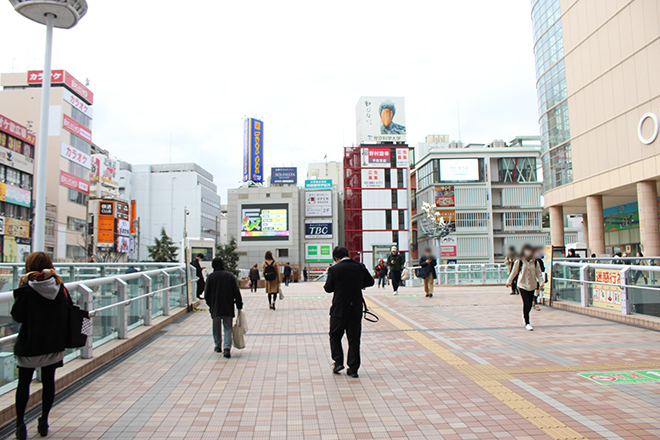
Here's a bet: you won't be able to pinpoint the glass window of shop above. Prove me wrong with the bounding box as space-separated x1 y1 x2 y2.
45 219 55 237
498 158 537 183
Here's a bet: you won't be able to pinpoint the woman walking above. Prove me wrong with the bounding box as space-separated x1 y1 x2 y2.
262 251 280 310
11 252 70 439
506 244 544 331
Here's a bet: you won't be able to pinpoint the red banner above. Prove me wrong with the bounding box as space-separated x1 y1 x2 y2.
63 114 92 143
27 70 94 105
0 114 36 145
60 170 90 194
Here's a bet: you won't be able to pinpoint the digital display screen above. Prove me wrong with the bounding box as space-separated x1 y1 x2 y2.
241 203 289 241
440 159 480 181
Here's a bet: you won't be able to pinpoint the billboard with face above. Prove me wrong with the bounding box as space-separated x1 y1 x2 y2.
356 97 406 143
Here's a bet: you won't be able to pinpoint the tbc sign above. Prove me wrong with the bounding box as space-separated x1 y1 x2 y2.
305 220 333 239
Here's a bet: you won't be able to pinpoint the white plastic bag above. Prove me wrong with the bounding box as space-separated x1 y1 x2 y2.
232 310 248 349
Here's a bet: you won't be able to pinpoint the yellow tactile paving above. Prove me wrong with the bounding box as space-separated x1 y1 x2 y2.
368 301 589 440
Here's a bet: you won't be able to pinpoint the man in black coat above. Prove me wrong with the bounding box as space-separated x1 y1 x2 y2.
323 246 374 378
205 257 243 358
419 247 437 298
192 253 206 299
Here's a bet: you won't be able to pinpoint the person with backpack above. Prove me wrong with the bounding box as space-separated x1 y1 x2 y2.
506 244 544 331
534 249 546 311
11 252 70 439
262 251 281 310
374 259 388 288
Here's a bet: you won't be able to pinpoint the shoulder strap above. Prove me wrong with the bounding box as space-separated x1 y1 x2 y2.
362 299 380 322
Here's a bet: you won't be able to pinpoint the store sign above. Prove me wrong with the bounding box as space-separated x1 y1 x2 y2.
63 114 92 142
435 185 455 207
4 217 30 238
396 148 409 168
62 88 93 118
305 220 333 239
98 202 115 247
116 219 130 236
440 245 457 258
305 179 332 190
93 154 118 188
61 141 91 169
361 169 385 188
305 243 333 262
59 170 90 194
305 191 332 217
271 167 297 184
116 201 129 220
593 268 622 311
116 236 130 253
90 157 100 183
362 147 390 166
130 200 137 234
28 70 94 105
0 146 34 174
638 112 659 144
0 182 31 208
242 118 264 182
0 114 35 145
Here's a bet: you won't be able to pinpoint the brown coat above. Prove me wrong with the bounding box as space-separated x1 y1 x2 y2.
262 259 280 293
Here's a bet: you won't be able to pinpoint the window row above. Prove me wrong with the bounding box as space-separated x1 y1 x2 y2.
0 132 34 158
201 197 221 209
0 165 32 190
0 201 30 221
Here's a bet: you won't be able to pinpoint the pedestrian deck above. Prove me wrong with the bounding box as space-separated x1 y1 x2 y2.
7 283 660 439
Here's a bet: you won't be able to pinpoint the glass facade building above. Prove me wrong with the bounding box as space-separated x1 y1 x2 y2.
531 0 572 191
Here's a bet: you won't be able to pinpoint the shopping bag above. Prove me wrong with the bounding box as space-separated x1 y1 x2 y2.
64 287 91 349
279 287 284 300
232 310 247 349
237 310 248 334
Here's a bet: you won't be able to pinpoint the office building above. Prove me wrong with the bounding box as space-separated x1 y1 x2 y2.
531 0 660 255
306 161 344 191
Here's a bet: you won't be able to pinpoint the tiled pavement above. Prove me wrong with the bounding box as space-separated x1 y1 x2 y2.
7 282 660 439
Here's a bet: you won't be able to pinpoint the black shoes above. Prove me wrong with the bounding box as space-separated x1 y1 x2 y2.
223 348 231 358
15 422 26 440
333 363 345 374
37 417 48 437
346 369 359 378
270 303 276 310
214 347 222 353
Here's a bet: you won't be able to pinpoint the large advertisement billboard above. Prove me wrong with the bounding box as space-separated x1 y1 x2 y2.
439 159 480 182
434 186 455 207
356 96 406 143
28 70 94 105
305 191 332 217
243 118 264 182
305 220 333 239
271 167 297 184
241 203 288 241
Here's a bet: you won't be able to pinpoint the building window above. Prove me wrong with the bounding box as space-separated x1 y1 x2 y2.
71 107 91 128
20 173 32 190
0 164 5 182
68 189 89 206
70 133 91 155
69 161 90 181
277 249 289 258
67 216 86 232
6 168 20 186
417 160 439 190
66 245 87 261
45 246 54 256
201 197 221 209
456 212 488 231
45 218 55 237
201 211 217 221
201 227 217 235
504 212 541 231
498 158 537 183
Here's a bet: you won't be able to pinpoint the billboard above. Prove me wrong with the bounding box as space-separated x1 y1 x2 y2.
356 96 406 143
0 114 36 145
63 114 92 143
61 141 91 169
305 179 332 190
130 200 137 234
361 147 391 167
116 236 130 253
93 154 118 188
271 167 297 184
305 243 333 262
27 70 94 105
241 203 288 241
59 171 90 195
440 159 480 181
0 183 31 208
593 269 622 311
0 145 34 174
434 186 455 207
305 191 332 217
361 169 385 188
396 148 409 168
243 118 264 182
98 201 115 247
305 220 333 239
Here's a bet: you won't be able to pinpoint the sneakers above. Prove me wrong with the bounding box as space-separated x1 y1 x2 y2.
393 291 398 295
525 324 534 331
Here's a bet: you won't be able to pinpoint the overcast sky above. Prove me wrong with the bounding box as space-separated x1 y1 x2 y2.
0 0 539 201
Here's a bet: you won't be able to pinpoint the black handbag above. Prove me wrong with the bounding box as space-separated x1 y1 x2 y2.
64 287 91 349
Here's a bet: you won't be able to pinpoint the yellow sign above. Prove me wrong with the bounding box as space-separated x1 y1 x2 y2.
592 268 622 311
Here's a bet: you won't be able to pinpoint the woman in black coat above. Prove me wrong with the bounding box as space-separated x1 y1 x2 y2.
11 252 69 439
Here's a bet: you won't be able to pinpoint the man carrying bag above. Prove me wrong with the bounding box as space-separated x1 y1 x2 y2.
324 246 374 378
205 257 243 358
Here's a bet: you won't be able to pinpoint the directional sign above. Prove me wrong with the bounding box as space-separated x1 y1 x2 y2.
579 370 660 385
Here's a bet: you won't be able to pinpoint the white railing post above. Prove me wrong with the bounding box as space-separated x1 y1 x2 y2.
142 274 152 326
162 270 170 316
178 267 187 307
621 267 631 315
580 265 589 307
78 284 94 359
455 267 459 285
115 278 128 339
482 264 486 285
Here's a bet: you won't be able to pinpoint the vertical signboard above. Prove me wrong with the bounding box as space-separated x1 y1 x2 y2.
305 191 332 217
98 201 115 248
130 200 137 234
361 169 385 188
242 118 264 182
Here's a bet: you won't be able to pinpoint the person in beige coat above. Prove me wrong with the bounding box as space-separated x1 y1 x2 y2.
262 251 281 310
506 244 544 331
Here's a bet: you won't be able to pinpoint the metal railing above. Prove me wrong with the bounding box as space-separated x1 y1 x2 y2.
437 263 508 285
0 263 194 395
552 260 660 319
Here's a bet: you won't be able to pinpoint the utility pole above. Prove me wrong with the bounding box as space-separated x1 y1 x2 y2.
183 207 191 311
215 215 219 246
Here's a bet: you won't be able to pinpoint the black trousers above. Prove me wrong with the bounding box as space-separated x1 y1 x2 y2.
283 274 290 286
511 277 518 294
391 271 402 291
16 364 57 426
520 288 535 325
196 279 205 298
250 280 258 292
329 313 362 372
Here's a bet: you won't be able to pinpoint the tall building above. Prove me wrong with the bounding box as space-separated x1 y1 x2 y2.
306 161 344 191
531 0 660 256
0 70 95 260
411 136 557 263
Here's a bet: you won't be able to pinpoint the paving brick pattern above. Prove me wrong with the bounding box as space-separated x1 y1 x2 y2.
7 283 660 439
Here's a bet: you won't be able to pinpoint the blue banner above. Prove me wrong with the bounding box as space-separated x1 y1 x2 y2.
271 167 297 184
243 118 264 182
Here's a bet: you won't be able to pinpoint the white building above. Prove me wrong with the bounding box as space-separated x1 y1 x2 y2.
306 161 343 191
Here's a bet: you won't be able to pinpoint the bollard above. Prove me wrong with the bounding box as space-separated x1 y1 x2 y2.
142 274 152 326
162 270 170 316
116 278 128 339
78 284 94 359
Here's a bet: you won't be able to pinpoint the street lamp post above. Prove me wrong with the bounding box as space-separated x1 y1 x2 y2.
9 0 88 252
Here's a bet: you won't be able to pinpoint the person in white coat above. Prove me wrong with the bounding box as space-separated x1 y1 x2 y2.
506 244 544 331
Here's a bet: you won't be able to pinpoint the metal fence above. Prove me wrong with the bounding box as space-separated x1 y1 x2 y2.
0 263 193 395
437 263 509 285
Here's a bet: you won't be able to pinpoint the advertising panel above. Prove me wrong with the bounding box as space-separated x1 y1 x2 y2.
305 179 332 190
130 200 136 234
440 159 480 181
0 146 34 174
593 268 622 311
116 201 129 220
305 220 333 239
60 171 90 194
305 243 333 262
93 154 118 188
62 114 92 143
271 167 297 184
90 156 100 183
241 203 288 241
542 245 553 300
601 201 660 232
98 201 115 247
434 185 455 207
0 216 4 235
62 88 93 118
28 70 94 105
356 96 406 143
305 191 332 217
0 183 31 208
361 169 385 188
361 147 390 167
116 219 130 236
3 236 17 262
4 218 30 238
440 245 457 258
116 236 130 253
0 114 36 145
242 118 264 182
396 148 409 168
61 141 91 169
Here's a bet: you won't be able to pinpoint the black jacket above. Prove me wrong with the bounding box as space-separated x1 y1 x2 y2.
419 255 437 279
324 259 374 317
249 267 260 281
11 283 69 357
283 265 292 276
205 269 243 318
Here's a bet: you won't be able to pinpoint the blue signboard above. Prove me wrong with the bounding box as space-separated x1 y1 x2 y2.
271 167 297 184
243 118 264 182
305 220 333 239
305 179 333 190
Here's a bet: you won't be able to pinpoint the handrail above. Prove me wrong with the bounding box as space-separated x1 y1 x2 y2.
0 262 183 267
88 282 186 316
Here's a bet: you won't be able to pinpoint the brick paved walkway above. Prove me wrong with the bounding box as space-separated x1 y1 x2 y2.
8 282 660 439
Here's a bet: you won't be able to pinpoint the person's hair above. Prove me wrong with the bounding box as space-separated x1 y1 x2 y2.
286 262 290 265
196 253 205 259
615 252 622 257
265 251 273 260
20 252 63 286
424 247 432 253
521 244 534 257
253 263 258 268
211 257 225 270
637 251 644 257
508 246 516 252
591 253 596 258
332 246 349 260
